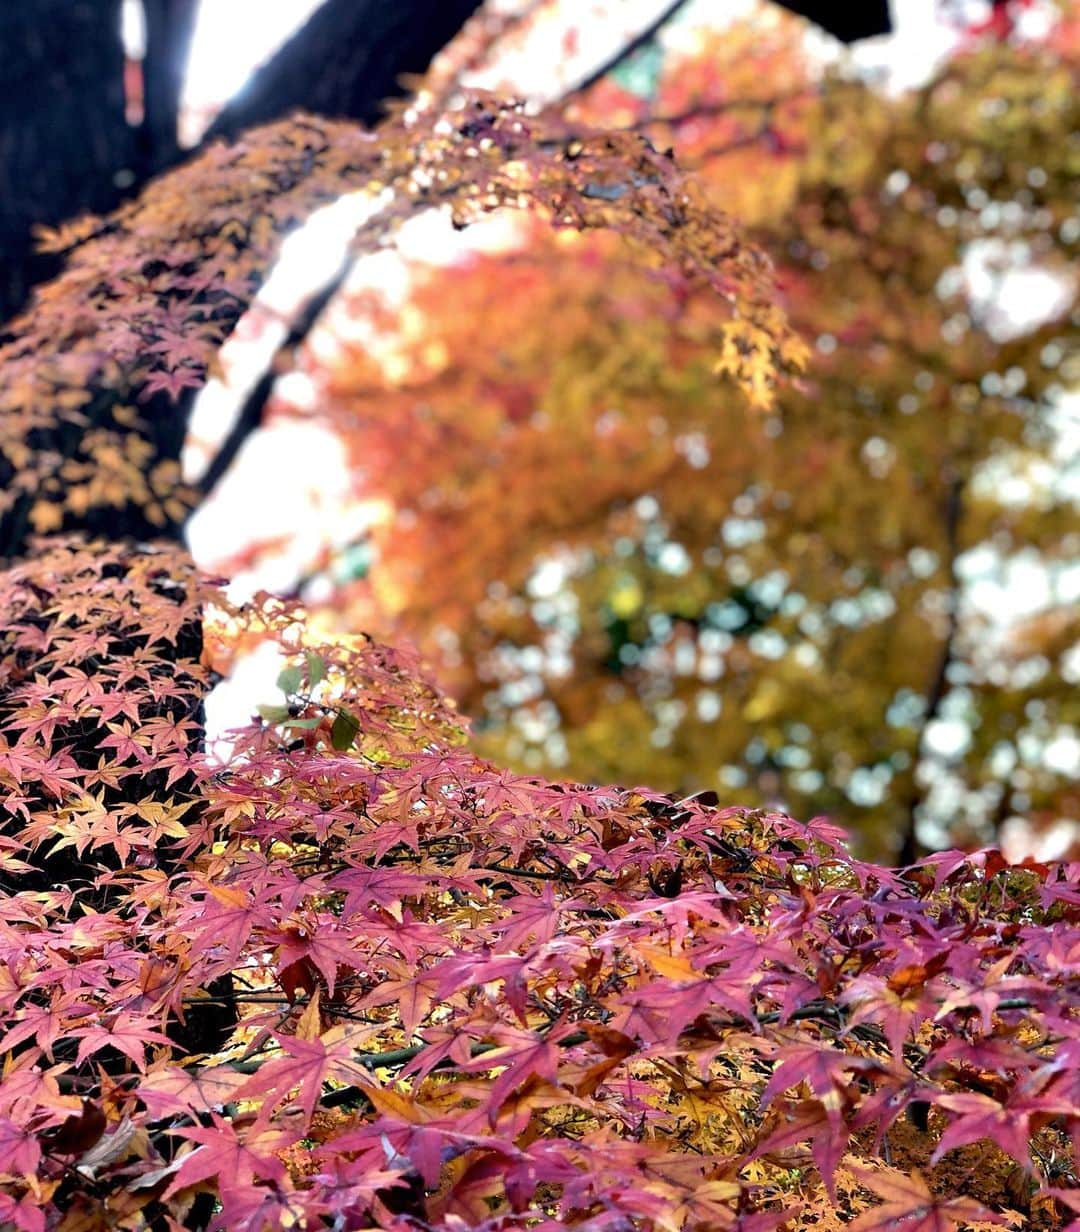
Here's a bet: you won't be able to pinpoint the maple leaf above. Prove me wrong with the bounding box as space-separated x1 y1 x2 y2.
932 1083 1079 1168
0 998 76 1059
32 214 104 254
213 1183 316 1232
842 972 941 1058
136 1064 249 1120
846 1166 1011 1232
1036 864 1080 911
271 920 366 996
494 882 582 949
433 949 536 1023
342 1086 452 1186
233 1023 374 1123
749 1099 851 1199
164 1114 291 1197
458 1023 577 1122
328 863 430 920
143 326 217 369
399 1024 476 1083
611 958 758 1041
73 1014 174 1068
0 1192 46 1232
761 1042 878 1107
137 364 206 404
96 722 152 765
359 962 444 1035
0 1055 82 1124
0 1116 41 1177
184 882 273 965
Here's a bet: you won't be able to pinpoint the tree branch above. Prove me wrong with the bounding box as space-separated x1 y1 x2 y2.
561 0 695 102
193 249 354 502
620 90 809 132
202 0 483 142
897 472 966 866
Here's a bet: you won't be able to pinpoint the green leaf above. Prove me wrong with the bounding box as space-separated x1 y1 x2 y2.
306 652 325 688
283 716 321 729
330 710 360 751
257 703 290 723
276 665 303 695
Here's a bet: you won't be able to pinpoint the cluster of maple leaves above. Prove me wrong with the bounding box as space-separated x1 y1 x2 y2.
0 93 801 554
0 540 1076 1230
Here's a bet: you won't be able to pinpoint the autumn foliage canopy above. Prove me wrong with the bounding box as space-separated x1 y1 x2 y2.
2 538 1078 1231
0 8 1077 1232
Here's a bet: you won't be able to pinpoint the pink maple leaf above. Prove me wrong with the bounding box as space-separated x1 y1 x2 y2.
846 1166 1009 1232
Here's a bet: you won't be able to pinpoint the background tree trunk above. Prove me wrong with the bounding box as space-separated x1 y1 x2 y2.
0 1 133 326
202 0 484 142
1 0 481 330
141 0 201 174
774 0 891 43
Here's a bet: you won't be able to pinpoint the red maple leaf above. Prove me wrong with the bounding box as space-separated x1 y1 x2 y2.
73 1014 174 1068
360 962 444 1035
932 1079 1078 1168
136 1064 248 1120
749 1099 851 1199
272 921 366 996
458 1023 577 1122
846 1166 1010 1231
234 1030 373 1121
762 1042 878 1106
494 883 582 949
0 1192 46 1232
164 1114 291 1198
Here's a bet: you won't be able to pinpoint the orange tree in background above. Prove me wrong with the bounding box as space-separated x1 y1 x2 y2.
277 10 1080 864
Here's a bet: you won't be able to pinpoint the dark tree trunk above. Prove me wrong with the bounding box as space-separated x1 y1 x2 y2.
896 473 966 867
203 0 484 142
141 0 200 173
1 0 481 330
0 1 134 326
774 0 891 43
0 0 486 558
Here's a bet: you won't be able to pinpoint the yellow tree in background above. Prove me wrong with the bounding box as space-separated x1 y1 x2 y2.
260 7 1078 863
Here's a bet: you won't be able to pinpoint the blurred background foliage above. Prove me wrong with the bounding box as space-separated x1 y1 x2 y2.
201 2 1079 863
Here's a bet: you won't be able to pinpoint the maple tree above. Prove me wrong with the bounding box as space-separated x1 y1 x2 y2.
1 0 872 323
0 5 1077 1231
1 538 1078 1230
240 4 1080 865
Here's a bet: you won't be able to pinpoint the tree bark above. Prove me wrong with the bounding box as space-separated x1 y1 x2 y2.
0 2 134 327
203 0 484 142
141 0 201 174
896 473 965 866
774 0 891 43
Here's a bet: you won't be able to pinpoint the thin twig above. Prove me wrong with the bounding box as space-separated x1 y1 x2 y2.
562 0 696 101
897 472 966 866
